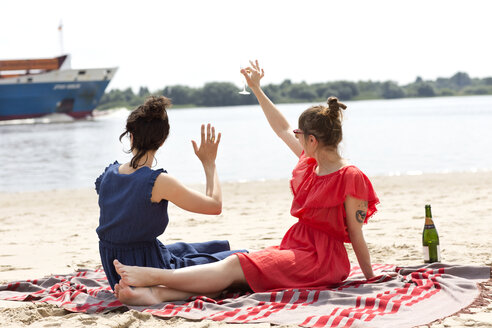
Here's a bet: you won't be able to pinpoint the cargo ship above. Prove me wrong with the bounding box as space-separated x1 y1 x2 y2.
0 54 117 121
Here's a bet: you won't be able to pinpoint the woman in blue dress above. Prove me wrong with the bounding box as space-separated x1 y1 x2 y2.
95 96 247 289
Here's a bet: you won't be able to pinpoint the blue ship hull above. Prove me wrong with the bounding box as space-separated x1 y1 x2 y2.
0 80 111 120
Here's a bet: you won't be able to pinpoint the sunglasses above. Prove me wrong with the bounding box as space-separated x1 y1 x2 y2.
293 129 317 139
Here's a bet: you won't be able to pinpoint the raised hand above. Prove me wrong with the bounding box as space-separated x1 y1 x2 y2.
191 123 221 166
240 59 265 91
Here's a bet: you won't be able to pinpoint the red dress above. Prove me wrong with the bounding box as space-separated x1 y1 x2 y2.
236 153 379 292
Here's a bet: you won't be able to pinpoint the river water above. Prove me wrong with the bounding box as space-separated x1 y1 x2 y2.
1 95 491 192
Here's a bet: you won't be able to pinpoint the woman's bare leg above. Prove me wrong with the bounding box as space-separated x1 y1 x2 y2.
114 255 247 294
115 279 215 305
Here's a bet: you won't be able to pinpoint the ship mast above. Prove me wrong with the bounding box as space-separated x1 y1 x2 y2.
58 21 64 55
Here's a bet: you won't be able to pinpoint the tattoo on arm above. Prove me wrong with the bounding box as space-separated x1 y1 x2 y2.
355 210 366 223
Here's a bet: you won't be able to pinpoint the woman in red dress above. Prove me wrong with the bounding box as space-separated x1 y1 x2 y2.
112 61 379 305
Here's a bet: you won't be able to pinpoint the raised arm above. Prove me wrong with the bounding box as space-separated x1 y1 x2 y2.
242 60 303 158
151 124 222 215
344 195 375 280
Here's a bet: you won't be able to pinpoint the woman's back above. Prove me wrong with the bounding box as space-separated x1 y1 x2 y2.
96 161 168 244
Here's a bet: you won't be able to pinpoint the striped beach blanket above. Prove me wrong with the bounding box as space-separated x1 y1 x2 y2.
0 263 489 328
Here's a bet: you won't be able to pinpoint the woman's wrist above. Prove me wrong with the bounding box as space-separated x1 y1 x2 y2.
202 161 216 171
363 266 375 280
250 85 262 94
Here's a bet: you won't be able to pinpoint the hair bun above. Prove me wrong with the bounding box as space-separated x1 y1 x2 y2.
327 96 347 111
141 96 172 120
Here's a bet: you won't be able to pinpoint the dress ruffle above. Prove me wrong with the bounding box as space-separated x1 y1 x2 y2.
95 161 119 194
290 153 379 242
148 168 166 204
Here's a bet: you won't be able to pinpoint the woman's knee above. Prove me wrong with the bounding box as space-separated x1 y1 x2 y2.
223 255 246 284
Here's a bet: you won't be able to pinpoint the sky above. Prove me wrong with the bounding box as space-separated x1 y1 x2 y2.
2 0 492 92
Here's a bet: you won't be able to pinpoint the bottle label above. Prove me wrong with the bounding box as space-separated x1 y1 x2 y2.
423 245 441 262
423 246 430 261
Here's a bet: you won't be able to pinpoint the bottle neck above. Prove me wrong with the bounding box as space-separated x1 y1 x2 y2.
425 205 433 225
425 206 432 218
425 217 434 225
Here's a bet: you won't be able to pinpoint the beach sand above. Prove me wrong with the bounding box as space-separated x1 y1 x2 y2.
0 172 491 327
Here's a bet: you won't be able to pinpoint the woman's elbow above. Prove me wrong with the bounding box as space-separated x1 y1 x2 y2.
207 201 222 215
212 204 222 215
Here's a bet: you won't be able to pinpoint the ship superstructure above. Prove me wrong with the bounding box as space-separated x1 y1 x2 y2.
0 55 117 120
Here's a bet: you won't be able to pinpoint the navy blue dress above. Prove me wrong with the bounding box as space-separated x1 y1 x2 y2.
95 161 247 289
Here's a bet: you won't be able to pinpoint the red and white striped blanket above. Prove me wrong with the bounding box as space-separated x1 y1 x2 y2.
0 263 489 328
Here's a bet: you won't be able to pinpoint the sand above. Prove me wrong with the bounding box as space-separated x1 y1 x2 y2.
0 171 491 327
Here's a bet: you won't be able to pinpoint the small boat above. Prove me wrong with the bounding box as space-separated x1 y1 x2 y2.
0 54 117 121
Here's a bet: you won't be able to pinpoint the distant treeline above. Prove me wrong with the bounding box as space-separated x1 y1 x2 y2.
97 72 492 110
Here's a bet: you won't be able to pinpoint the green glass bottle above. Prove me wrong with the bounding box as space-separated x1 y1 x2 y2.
422 204 440 263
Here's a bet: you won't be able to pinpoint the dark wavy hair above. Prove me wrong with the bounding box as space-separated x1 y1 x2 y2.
119 96 171 169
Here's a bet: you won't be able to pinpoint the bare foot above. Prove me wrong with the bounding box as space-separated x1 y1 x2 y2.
113 259 162 287
116 280 162 306
114 283 121 298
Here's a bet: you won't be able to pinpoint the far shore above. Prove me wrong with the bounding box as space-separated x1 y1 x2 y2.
95 94 492 112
